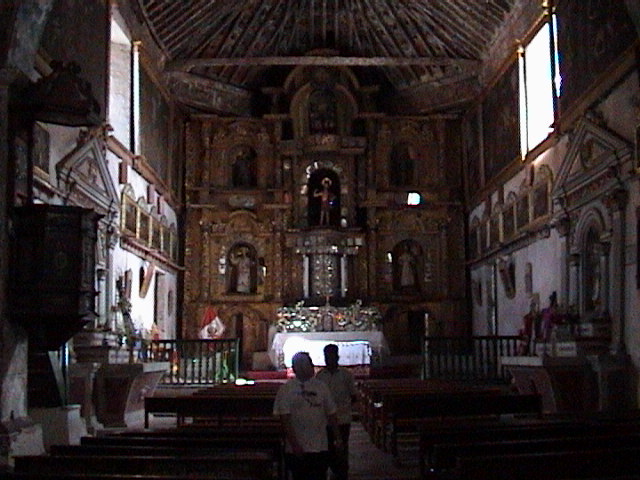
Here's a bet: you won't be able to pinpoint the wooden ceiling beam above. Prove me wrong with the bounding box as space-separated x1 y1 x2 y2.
167 55 480 70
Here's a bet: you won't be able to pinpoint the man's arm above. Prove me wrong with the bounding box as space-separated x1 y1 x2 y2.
280 414 304 455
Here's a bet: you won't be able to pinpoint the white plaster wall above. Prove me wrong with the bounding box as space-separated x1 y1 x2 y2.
104 17 179 339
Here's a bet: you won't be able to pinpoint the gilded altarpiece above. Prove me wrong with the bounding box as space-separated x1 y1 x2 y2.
183 65 467 369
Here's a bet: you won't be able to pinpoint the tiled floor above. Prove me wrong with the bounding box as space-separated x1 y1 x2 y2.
348 422 419 480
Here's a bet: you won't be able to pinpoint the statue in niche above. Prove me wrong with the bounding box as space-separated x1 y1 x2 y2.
393 241 421 292
308 88 337 134
308 170 340 227
390 142 416 187
228 244 256 294
231 145 257 188
584 226 602 313
314 177 334 226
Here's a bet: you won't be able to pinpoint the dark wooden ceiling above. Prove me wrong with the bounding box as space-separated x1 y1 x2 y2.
133 0 523 114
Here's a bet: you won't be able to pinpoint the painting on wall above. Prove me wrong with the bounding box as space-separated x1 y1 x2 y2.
532 182 549 219
140 64 171 184
464 106 482 195
556 0 637 114
516 195 530 230
503 203 515 239
482 61 520 183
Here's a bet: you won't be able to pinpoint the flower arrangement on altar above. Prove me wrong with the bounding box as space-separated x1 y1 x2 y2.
275 299 382 332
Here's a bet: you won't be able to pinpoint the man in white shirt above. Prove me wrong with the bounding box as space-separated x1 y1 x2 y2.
316 343 358 480
273 351 341 480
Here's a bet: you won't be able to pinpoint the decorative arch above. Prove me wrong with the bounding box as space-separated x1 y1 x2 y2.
572 205 609 317
288 67 359 138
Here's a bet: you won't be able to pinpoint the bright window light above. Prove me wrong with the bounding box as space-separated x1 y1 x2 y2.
519 15 559 157
407 192 421 206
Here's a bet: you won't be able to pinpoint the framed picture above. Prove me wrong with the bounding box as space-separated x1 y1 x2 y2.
151 218 162 251
532 182 549 219
503 203 515 239
138 210 151 245
490 214 500 247
162 225 171 256
516 195 530 230
122 195 138 236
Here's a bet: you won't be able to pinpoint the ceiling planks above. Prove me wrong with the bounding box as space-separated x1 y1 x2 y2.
134 0 521 112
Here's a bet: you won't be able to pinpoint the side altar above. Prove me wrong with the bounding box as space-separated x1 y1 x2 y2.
269 301 388 373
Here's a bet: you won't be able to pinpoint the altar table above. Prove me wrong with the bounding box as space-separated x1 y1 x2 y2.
270 331 388 369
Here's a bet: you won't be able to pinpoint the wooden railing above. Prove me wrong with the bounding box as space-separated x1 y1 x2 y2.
423 336 520 383
141 339 240 385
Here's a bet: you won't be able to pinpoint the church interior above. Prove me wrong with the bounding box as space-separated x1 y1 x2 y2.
2 0 640 477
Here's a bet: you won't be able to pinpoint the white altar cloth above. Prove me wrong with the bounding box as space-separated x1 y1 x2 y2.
270 331 388 369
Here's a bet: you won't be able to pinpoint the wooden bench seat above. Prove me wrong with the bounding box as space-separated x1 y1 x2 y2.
419 414 640 477
446 446 640 480
8 474 258 480
13 453 274 480
144 394 275 427
386 392 542 458
358 380 503 447
429 432 640 475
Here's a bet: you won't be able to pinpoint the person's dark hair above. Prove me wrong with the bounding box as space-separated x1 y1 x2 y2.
292 351 312 367
323 343 339 355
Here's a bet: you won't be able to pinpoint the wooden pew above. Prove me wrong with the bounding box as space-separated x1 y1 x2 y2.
419 413 640 477
8 475 254 480
13 452 274 479
357 378 501 446
144 393 276 427
428 432 640 476
447 446 640 480
84 426 285 480
385 392 542 459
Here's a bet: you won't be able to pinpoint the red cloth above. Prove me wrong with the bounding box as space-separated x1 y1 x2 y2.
200 306 218 329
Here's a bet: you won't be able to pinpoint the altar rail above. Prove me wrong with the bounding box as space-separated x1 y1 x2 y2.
423 336 520 384
142 339 239 385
